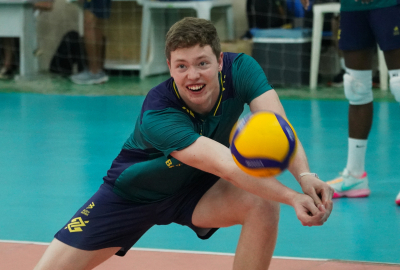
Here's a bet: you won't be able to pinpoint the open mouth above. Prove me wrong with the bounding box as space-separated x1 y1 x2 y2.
187 84 205 92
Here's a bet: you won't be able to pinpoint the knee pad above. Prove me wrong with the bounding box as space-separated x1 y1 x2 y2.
344 73 373 105
390 76 400 102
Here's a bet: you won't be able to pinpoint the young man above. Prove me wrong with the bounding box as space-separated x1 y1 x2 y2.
302 0 400 204
34 17 333 270
70 0 110 85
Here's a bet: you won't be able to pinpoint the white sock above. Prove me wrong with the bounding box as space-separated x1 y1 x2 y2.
346 138 367 177
389 69 400 78
340 57 346 70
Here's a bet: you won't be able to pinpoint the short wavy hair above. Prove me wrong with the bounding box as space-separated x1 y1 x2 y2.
165 17 221 61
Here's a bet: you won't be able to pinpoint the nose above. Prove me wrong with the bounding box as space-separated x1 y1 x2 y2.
187 66 200 80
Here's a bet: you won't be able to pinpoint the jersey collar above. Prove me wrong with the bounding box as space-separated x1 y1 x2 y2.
172 72 225 120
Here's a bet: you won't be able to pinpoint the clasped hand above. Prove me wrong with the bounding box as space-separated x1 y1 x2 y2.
293 175 334 226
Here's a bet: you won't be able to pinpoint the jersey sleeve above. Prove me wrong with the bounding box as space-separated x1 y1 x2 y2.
232 53 273 104
140 108 201 157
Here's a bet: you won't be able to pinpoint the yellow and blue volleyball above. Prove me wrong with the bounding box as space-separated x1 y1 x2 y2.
229 111 297 177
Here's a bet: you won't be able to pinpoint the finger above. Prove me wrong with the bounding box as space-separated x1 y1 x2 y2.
311 209 327 225
324 197 333 213
318 204 330 223
305 200 321 217
321 187 334 212
321 187 329 203
321 188 333 208
308 189 323 208
297 204 318 226
298 211 314 226
303 214 324 226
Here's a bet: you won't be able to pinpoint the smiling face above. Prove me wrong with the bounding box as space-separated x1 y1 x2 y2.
167 44 223 115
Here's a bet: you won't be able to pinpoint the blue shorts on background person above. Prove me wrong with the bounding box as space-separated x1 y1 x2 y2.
83 0 112 19
339 5 400 51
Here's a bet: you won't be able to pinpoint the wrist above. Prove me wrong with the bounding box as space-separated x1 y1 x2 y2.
282 189 301 206
298 172 318 185
299 172 319 179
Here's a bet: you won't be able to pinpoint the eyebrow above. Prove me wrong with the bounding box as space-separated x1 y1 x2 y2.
173 55 209 63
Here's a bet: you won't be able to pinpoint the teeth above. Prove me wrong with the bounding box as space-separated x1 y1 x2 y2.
188 85 205 91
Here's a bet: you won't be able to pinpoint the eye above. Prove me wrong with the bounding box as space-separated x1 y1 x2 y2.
178 64 186 69
199 61 207 66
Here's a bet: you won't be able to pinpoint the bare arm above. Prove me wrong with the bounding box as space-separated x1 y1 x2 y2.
173 136 296 205
300 0 310 9
249 90 333 215
171 90 332 226
171 135 326 226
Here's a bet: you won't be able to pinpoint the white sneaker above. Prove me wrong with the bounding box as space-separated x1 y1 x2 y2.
0 67 13 79
71 70 109 85
327 168 370 198
396 191 400 206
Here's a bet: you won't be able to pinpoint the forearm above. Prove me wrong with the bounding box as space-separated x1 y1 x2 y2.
224 163 300 206
288 138 312 184
172 136 300 206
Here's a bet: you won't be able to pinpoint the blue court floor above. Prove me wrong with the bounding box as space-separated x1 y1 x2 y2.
1 93 399 264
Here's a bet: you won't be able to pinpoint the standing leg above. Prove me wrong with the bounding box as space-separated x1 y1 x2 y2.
344 49 374 140
330 15 346 87
84 9 104 74
34 239 120 270
71 9 109 84
383 48 400 102
383 48 400 205
192 179 279 269
0 38 16 79
328 49 374 198
344 49 374 177
2 38 15 69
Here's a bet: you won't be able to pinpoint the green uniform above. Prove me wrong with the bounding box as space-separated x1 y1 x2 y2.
103 52 273 203
340 0 399 11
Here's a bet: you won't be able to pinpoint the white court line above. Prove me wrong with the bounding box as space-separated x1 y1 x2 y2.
0 239 327 261
2 239 400 266
0 240 50 246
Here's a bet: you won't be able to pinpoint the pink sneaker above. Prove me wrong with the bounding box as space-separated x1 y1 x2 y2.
396 191 400 206
327 169 370 198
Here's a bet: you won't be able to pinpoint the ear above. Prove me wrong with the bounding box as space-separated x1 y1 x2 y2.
166 59 173 77
218 52 223 72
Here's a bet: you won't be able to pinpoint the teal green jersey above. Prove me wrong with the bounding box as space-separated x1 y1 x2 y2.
103 53 273 203
341 0 399 11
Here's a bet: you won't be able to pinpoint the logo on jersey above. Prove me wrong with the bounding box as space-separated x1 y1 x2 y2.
65 217 89 233
394 26 399 36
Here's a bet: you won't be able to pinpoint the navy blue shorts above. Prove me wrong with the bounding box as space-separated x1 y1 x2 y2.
339 5 400 51
84 0 112 19
55 176 219 256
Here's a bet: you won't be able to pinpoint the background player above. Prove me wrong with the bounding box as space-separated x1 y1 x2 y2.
301 0 400 204
70 0 111 85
